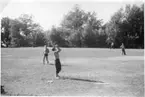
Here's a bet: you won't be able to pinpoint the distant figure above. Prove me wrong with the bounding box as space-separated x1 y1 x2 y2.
52 44 61 79
43 45 49 65
110 42 114 49
120 43 126 55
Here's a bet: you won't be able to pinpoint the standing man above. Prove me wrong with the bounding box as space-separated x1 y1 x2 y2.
120 43 126 55
111 42 114 49
43 45 49 65
52 44 62 79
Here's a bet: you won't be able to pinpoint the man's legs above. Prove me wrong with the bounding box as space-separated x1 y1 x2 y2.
55 59 61 78
123 49 126 55
43 55 45 64
122 49 123 55
56 67 61 77
46 56 49 64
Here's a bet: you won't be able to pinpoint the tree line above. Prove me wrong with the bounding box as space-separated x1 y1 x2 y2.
1 4 144 48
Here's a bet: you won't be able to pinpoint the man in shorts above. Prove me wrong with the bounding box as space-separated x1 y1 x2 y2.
120 43 126 55
111 42 114 49
43 45 49 65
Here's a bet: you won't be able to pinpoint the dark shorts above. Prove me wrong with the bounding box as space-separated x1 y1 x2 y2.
122 48 125 52
122 48 126 55
55 59 61 74
44 53 48 56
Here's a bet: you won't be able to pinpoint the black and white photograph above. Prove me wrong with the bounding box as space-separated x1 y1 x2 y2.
0 0 144 96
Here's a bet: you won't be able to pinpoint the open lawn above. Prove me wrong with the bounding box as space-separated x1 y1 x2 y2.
1 47 144 96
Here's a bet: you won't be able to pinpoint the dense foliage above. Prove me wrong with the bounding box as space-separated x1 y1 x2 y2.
1 4 144 48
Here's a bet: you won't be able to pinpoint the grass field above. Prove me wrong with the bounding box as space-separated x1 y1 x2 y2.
1 47 144 96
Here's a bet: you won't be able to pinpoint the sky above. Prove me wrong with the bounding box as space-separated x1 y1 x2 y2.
0 0 143 30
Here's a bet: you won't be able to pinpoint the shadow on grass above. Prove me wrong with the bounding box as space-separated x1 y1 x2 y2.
59 76 104 83
49 63 69 66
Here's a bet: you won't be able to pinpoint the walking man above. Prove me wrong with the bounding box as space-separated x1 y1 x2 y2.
120 43 126 55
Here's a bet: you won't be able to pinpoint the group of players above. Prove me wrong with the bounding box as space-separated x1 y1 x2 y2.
43 42 126 79
110 42 126 55
43 43 61 79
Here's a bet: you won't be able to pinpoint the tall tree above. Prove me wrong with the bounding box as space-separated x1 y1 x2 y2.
105 8 124 47
120 4 144 48
49 26 67 47
105 4 144 48
9 19 23 47
60 5 85 47
4 14 46 47
60 5 103 47
1 17 12 47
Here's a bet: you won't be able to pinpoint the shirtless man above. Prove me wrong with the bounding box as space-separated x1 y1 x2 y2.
43 45 49 65
52 44 61 78
120 43 126 55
